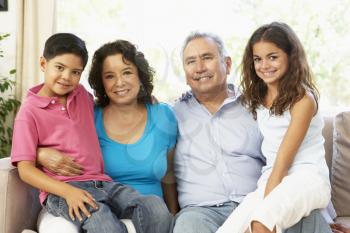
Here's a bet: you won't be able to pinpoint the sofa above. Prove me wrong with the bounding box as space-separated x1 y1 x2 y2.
1 111 349 233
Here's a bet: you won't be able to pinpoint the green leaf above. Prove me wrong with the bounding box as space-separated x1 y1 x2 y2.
9 69 16 74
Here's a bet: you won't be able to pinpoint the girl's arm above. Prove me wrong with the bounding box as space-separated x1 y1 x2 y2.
161 149 180 215
17 161 97 221
264 93 317 197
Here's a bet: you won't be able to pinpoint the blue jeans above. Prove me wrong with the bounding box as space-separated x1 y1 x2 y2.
173 201 239 233
173 202 331 233
45 181 173 233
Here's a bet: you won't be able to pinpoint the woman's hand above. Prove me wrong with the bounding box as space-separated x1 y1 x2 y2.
37 148 83 176
62 185 98 222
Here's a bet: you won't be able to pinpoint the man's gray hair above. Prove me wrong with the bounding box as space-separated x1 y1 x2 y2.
181 31 228 60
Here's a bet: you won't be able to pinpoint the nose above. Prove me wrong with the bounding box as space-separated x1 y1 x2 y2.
261 59 270 69
115 76 125 87
195 60 206 73
61 71 71 80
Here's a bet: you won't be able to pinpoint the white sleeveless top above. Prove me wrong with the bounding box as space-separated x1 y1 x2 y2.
257 107 329 179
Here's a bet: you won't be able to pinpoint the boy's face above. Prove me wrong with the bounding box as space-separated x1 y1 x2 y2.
39 53 84 99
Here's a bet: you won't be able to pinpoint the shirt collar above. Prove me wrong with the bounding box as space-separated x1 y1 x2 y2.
26 83 82 109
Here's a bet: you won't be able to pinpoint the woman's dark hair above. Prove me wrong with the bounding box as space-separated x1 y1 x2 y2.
240 22 319 119
88 40 154 107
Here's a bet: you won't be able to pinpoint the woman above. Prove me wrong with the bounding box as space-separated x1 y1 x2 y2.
37 40 178 233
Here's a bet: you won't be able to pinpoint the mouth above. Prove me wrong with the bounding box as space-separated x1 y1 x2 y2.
261 70 276 77
57 82 71 88
193 75 212 81
113 89 129 96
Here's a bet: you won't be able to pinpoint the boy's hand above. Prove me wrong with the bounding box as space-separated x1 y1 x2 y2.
62 186 98 222
37 148 83 176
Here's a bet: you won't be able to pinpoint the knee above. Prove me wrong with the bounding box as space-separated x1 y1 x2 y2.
135 195 171 218
174 211 201 231
38 208 78 233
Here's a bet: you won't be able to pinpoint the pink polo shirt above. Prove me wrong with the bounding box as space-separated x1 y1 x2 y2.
11 84 112 204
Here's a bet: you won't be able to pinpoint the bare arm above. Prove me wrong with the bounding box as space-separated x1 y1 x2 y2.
17 161 97 221
37 147 83 176
264 94 316 197
161 149 180 215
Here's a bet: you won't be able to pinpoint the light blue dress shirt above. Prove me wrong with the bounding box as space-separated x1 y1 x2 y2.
173 85 265 208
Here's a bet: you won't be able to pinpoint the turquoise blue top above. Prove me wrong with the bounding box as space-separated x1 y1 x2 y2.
94 103 178 197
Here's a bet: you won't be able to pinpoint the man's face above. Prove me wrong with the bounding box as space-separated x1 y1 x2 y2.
182 37 231 96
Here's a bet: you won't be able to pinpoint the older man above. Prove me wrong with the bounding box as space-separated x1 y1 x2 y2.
172 32 332 233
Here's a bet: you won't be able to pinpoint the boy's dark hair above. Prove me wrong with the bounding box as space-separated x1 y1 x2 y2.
43 33 88 68
88 40 154 107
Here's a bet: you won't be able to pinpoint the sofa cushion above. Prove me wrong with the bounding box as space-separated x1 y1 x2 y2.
332 111 350 216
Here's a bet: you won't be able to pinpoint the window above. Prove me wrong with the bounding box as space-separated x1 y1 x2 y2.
56 0 350 111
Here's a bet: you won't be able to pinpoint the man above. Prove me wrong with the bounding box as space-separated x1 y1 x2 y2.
172 31 332 233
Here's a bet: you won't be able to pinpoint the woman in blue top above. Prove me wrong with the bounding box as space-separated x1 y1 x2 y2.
37 40 178 233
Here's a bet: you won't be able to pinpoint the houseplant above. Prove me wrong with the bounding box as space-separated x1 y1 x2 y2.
0 33 20 157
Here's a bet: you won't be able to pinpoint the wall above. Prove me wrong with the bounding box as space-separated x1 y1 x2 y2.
0 0 17 85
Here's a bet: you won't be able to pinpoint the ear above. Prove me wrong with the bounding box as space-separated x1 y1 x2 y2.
39 56 47 72
224 56 232 75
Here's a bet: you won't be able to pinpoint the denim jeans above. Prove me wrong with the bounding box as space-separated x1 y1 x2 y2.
173 201 239 233
45 181 173 233
173 202 331 233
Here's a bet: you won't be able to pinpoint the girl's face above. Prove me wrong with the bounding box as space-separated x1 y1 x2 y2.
102 53 141 106
252 41 289 88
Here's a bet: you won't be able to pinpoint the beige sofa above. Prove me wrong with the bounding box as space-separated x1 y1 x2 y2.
1 111 349 233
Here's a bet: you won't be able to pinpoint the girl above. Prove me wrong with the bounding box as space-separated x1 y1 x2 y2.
216 22 331 233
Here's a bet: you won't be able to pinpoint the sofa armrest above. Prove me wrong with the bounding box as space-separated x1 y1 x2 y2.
0 157 41 233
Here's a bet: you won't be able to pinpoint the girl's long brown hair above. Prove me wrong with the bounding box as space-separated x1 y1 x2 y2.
240 22 319 119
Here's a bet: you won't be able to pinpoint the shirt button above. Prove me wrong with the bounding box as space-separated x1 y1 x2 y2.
51 100 56 104
61 107 66 111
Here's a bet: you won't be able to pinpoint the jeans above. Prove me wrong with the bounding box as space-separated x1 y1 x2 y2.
285 209 332 233
173 202 331 233
173 201 239 233
45 181 173 233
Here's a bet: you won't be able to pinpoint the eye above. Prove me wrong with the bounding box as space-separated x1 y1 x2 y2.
55 65 64 71
186 59 195 65
72 70 82 76
104 74 114 79
269 55 278 61
203 55 213 60
253 57 261 63
122 70 133 76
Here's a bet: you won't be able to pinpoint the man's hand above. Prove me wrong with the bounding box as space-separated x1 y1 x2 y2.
62 186 98 222
37 148 83 176
331 223 350 233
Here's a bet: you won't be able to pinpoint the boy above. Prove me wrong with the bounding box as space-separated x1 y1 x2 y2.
11 33 172 233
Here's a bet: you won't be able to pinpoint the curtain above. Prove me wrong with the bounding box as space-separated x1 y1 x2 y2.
15 0 56 101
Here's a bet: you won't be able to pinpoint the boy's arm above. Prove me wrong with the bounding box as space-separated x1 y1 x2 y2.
161 149 180 215
17 160 97 221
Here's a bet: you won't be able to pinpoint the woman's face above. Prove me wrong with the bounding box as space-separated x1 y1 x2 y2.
102 53 141 106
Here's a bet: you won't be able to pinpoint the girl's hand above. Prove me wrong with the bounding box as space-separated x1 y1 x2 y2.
37 148 83 176
62 186 98 222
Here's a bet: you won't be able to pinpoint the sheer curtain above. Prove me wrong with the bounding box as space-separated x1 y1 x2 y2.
15 0 56 101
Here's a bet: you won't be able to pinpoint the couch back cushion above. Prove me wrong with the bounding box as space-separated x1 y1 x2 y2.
331 111 350 216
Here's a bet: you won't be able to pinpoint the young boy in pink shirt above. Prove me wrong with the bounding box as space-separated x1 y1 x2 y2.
11 33 172 233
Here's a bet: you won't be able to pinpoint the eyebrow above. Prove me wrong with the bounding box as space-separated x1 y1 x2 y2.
184 52 214 62
253 52 278 57
54 62 83 71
